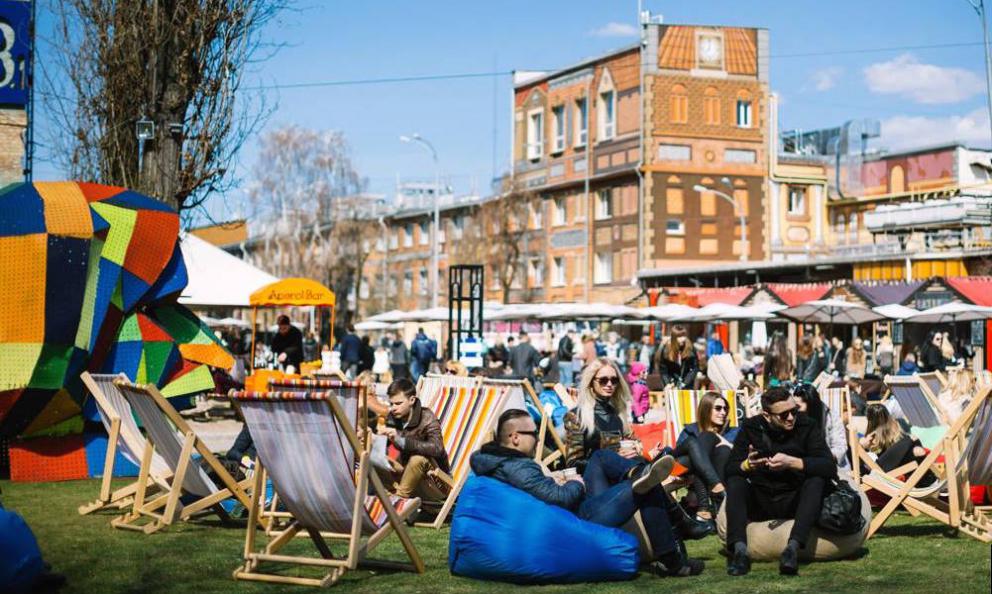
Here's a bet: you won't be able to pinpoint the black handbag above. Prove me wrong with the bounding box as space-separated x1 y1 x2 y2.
818 479 864 534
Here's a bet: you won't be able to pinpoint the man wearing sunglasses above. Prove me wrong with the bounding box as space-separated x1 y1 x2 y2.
471 409 704 577
724 387 837 577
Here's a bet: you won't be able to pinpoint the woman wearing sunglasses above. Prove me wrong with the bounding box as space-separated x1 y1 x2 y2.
563 358 713 541
653 392 737 529
791 383 850 471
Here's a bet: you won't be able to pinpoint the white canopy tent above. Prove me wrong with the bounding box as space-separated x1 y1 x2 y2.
177 233 278 307
873 304 919 320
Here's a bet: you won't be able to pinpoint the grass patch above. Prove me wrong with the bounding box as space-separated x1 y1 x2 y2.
2 478 990 593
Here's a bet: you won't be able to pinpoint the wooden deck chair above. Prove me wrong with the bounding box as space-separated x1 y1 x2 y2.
229 382 424 587
414 377 516 528
553 382 577 409
110 379 255 534
860 385 992 542
917 371 947 401
663 388 747 449
812 371 835 394
77 372 172 515
884 374 949 428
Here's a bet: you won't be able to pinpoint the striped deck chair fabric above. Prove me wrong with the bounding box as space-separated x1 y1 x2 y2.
78 372 170 515
820 386 850 421
481 377 568 466
884 375 946 428
918 372 946 402
230 382 423 587
111 380 253 534
416 378 513 528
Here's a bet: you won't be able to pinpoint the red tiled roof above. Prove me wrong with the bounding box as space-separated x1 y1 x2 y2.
763 283 831 307
945 276 992 306
663 286 751 307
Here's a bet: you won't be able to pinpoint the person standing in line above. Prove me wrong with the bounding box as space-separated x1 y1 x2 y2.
410 327 436 383
388 332 411 380
509 331 541 386
557 329 576 387
339 325 363 378
875 333 895 377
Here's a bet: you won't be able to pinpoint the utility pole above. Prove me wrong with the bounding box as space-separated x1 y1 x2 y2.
967 0 992 148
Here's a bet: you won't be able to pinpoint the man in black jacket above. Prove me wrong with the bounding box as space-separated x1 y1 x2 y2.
724 387 837 577
470 409 704 578
270 315 304 372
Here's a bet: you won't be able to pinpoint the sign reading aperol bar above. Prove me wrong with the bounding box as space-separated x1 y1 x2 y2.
249 278 335 307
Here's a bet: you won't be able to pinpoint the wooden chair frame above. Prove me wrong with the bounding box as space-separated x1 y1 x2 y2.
77 372 171 515
110 379 256 534
231 387 424 588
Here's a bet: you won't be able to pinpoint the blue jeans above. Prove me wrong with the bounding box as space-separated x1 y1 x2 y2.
577 449 679 558
411 360 426 383
558 362 573 387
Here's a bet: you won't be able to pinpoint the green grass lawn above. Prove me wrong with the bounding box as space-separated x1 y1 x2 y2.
2 478 990 594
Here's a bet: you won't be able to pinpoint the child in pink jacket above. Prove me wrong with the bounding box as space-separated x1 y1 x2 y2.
627 362 650 423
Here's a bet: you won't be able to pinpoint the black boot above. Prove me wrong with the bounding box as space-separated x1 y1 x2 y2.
665 494 714 540
652 550 705 577
779 539 800 576
727 542 751 576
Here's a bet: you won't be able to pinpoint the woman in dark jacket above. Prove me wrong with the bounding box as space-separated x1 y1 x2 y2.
654 325 699 389
795 335 828 384
920 331 946 372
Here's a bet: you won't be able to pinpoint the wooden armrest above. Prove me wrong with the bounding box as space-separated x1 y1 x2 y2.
888 461 919 478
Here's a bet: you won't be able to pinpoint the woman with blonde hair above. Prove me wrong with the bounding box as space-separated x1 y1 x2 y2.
845 337 866 379
654 324 698 389
875 333 895 377
563 357 712 540
938 368 974 422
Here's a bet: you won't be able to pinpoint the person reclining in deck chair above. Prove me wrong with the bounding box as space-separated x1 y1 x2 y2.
725 387 837 577
470 408 705 578
372 378 451 506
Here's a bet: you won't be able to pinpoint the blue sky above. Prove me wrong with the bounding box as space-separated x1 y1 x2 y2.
33 1 991 223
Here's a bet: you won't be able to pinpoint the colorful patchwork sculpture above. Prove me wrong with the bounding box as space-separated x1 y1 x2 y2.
0 182 231 437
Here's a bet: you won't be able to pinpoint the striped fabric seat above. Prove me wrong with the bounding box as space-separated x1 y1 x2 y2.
229 381 424 587
78 372 171 516
820 386 850 421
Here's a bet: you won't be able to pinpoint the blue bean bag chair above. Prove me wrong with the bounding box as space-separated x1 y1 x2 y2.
0 508 45 594
449 476 640 584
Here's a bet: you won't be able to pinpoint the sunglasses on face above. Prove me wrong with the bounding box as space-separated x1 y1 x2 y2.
515 430 538 438
767 407 798 421
712 405 728 412
595 376 620 386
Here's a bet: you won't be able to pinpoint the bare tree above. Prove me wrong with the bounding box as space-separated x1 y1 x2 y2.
245 125 375 326
450 178 532 303
42 0 288 213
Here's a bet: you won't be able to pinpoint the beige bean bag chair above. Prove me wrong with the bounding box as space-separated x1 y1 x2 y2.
716 475 871 561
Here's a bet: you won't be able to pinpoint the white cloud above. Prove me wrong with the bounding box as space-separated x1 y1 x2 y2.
864 54 984 104
810 66 843 92
588 22 638 38
880 107 990 150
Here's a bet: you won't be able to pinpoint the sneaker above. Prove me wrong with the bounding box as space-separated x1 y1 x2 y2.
779 544 799 576
632 455 675 495
726 545 751 577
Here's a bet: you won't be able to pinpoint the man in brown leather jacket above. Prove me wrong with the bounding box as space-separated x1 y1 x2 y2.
379 378 450 502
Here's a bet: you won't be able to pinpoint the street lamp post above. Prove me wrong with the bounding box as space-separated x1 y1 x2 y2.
694 184 748 261
400 133 441 309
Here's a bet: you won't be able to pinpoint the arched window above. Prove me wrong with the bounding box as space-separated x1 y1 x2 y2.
704 87 720 125
670 84 688 124
890 165 906 194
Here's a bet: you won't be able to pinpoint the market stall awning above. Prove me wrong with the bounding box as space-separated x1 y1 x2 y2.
249 278 335 307
778 299 887 325
178 233 278 307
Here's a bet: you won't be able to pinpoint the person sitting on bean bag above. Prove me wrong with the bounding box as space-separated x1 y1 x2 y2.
469 408 704 577
725 387 838 577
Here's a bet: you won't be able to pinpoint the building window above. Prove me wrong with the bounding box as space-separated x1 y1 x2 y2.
527 109 544 160
670 84 688 124
552 256 566 286
724 149 756 163
598 90 615 140
596 189 612 220
574 98 587 147
658 144 691 161
375 236 385 251
666 219 685 236
833 212 846 242
736 97 752 128
788 186 806 215
403 223 413 248
418 220 429 245
452 215 464 239
531 202 542 229
594 252 612 284
553 197 566 226
848 213 858 242
552 105 565 153
359 277 370 299
703 87 720 125
528 257 544 288
403 271 413 293
390 230 399 249
418 269 428 294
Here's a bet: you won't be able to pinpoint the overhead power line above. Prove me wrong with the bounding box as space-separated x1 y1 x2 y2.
245 40 986 91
